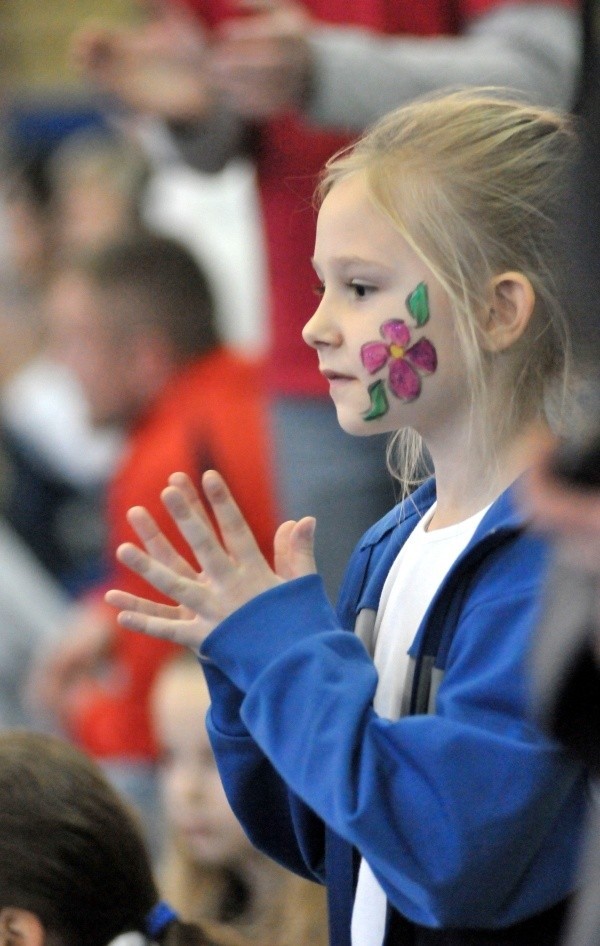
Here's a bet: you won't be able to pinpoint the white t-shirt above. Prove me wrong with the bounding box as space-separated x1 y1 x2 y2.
351 502 490 946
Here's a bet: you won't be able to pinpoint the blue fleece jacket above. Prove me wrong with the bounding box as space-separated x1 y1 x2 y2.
200 479 587 943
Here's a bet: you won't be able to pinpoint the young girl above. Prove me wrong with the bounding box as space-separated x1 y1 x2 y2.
152 653 328 944
106 91 588 946
0 729 261 946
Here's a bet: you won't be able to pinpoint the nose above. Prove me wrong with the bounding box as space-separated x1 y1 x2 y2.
302 295 343 350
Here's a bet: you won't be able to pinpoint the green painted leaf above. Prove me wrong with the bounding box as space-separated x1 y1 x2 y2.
405 281 429 326
363 379 389 420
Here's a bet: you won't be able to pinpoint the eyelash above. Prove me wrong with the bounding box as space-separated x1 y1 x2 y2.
350 283 372 298
312 282 375 298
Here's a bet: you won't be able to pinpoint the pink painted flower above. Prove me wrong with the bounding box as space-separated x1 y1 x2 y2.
360 319 437 403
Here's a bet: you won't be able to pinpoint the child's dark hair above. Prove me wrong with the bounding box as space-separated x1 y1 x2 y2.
0 731 259 946
60 232 220 361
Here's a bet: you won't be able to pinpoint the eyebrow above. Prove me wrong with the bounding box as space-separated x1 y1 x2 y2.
310 255 392 271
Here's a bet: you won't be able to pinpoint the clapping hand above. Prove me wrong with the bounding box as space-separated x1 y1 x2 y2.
211 0 314 119
73 5 212 122
105 470 317 650
73 0 313 124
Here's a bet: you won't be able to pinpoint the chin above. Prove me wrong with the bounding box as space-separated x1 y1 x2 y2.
183 834 220 864
337 411 390 438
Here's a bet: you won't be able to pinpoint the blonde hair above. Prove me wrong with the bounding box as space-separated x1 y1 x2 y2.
49 127 150 210
318 89 577 489
160 843 327 946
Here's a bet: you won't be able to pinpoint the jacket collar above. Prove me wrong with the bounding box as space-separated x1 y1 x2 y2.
360 475 528 550
347 477 528 617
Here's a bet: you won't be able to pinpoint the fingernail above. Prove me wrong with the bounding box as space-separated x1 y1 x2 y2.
303 517 316 539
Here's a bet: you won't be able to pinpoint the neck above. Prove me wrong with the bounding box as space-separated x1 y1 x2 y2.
426 416 550 530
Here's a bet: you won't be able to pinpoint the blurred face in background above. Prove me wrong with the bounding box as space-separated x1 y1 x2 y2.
4 186 54 290
152 660 253 869
45 268 154 429
54 177 138 257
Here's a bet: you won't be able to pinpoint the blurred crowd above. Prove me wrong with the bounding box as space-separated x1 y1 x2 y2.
0 1 598 945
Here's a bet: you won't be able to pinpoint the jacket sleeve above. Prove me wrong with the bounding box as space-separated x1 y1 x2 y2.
305 5 581 130
202 652 327 882
201 560 587 928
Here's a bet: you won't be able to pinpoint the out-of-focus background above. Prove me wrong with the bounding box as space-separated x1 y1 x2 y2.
1 1 133 90
0 0 267 354
0 0 267 731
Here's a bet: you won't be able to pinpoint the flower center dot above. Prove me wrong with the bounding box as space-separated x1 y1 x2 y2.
389 344 405 359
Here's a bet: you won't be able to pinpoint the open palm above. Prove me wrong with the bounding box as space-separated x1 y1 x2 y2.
105 470 316 650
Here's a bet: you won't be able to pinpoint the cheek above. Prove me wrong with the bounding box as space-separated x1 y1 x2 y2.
89 355 132 413
205 773 239 826
202 778 253 858
359 333 439 423
159 759 204 808
65 341 111 395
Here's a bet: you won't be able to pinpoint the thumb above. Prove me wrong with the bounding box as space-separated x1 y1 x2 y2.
273 516 317 579
287 516 317 577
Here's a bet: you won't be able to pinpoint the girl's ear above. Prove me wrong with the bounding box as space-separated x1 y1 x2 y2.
0 909 44 946
481 272 536 352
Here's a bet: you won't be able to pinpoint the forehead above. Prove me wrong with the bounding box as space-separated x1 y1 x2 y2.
317 172 378 228
314 171 418 272
45 269 102 323
155 666 209 713
47 269 139 336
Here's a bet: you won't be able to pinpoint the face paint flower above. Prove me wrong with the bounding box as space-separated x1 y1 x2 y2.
360 319 437 420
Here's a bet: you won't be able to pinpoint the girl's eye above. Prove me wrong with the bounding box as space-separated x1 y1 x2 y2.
350 282 374 298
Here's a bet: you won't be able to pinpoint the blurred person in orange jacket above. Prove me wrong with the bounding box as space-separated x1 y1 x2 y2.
32 230 278 856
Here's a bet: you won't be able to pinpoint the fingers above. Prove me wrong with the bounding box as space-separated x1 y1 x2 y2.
113 471 280 635
106 575 211 650
201 470 260 552
274 516 317 579
274 520 296 579
116 609 191 643
165 470 265 577
167 470 207 509
115 605 204 649
115 541 210 615
288 516 317 576
160 479 234 581
105 588 186 620
204 469 272 572
126 505 198 580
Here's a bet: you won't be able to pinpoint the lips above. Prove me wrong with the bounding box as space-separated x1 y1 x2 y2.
321 368 356 382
